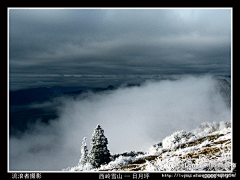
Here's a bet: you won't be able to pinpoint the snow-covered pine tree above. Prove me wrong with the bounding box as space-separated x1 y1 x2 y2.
78 137 88 166
88 124 111 168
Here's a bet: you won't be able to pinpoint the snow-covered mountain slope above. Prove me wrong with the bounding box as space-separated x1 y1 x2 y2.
64 121 233 172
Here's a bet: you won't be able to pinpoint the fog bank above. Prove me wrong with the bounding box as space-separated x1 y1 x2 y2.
9 75 231 171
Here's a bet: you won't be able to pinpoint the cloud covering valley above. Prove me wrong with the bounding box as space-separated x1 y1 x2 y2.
9 75 231 171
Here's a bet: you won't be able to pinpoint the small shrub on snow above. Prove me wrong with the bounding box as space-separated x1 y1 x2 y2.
111 151 145 160
149 142 162 155
193 121 231 137
62 162 93 171
162 130 196 149
100 156 136 170
219 121 231 130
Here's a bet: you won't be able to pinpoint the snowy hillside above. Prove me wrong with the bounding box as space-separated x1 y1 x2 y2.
64 121 233 172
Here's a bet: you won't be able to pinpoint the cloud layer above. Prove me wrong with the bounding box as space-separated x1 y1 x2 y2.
9 8 231 90
9 75 231 171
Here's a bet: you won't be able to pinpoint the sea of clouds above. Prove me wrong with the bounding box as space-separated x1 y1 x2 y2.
9 75 231 171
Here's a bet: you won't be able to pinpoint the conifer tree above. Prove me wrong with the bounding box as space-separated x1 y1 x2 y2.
78 137 88 166
88 124 111 168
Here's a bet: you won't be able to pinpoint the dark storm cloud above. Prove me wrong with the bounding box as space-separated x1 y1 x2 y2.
9 8 231 90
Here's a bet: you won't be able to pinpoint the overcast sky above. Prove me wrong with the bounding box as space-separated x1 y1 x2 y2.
9 8 232 90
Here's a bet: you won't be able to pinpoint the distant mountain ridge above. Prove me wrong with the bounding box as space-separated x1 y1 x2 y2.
9 87 55 106
9 78 230 107
9 84 138 106
63 85 117 96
